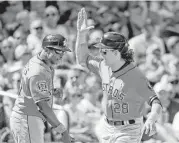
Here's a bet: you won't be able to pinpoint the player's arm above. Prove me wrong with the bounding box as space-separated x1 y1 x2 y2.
37 102 71 143
76 8 94 68
148 95 162 122
143 81 162 123
136 73 162 136
76 8 102 76
136 70 162 121
75 29 89 67
144 95 162 136
29 75 71 142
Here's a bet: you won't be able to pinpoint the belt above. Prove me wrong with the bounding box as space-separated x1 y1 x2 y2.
105 118 135 126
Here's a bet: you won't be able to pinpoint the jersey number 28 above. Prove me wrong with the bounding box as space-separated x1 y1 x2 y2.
113 102 129 114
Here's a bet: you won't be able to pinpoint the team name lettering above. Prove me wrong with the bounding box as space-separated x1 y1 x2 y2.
102 83 126 100
108 86 113 96
113 89 125 100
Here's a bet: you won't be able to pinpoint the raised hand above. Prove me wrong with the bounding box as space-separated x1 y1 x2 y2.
77 8 94 34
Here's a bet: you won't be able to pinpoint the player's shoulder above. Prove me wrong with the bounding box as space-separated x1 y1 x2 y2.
28 56 49 76
112 62 136 80
126 63 145 79
122 66 147 87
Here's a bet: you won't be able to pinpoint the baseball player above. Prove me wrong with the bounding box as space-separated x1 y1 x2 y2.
76 8 162 143
10 34 72 143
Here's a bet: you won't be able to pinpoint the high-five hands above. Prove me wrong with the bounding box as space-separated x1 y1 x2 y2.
77 8 94 35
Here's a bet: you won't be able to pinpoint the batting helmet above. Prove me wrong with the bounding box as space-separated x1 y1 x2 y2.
94 32 128 52
42 34 71 52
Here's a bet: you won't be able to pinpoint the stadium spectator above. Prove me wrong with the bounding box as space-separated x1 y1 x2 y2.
43 5 69 38
128 19 165 66
13 29 31 65
27 18 45 56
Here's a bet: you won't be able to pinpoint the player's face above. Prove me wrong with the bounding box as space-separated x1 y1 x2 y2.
31 20 43 37
99 49 116 66
45 9 59 27
1 40 14 60
49 48 66 64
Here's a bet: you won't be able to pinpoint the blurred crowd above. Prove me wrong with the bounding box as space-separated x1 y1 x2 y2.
0 1 179 143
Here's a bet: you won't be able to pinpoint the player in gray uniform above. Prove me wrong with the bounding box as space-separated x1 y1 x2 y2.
76 8 163 143
10 34 72 143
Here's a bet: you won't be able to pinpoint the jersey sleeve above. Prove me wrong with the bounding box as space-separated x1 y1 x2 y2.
29 75 51 103
86 55 102 76
136 71 157 105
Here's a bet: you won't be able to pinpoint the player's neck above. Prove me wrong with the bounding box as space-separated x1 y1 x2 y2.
111 59 126 72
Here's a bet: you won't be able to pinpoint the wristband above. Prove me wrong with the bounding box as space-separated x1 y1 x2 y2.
53 123 66 134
